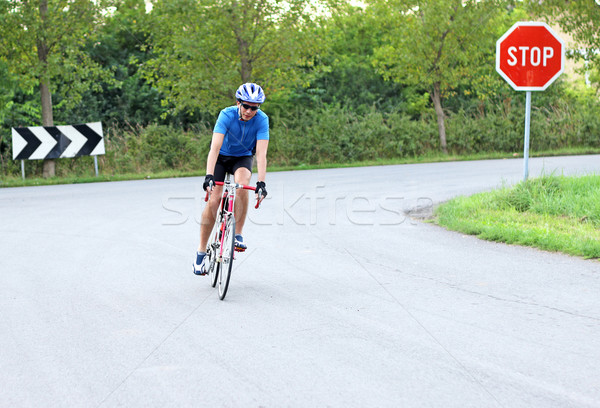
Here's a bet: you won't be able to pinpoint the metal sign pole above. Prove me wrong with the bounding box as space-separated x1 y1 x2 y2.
21 160 25 180
523 90 531 182
94 156 99 177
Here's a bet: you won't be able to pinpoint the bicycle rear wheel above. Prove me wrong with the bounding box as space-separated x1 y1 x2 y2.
218 214 236 300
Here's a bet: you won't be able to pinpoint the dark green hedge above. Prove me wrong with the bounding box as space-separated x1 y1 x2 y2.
1 91 599 178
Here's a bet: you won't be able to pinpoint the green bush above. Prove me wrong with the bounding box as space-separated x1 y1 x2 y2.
444 89 600 154
99 124 212 174
1 87 599 179
267 103 436 166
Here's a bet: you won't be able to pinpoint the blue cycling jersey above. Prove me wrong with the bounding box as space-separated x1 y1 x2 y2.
213 106 269 157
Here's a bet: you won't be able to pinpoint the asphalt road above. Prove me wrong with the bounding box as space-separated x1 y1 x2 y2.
1 155 600 408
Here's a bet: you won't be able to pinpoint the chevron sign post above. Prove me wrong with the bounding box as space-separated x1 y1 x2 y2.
11 122 105 179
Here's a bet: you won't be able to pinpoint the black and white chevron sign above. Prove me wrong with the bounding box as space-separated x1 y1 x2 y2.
11 122 105 160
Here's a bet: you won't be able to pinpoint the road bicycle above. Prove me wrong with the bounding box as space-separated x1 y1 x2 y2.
203 174 264 300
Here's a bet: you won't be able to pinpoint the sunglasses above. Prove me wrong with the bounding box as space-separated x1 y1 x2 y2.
239 102 259 111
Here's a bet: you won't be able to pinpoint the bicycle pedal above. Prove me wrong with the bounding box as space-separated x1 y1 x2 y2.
234 247 246 252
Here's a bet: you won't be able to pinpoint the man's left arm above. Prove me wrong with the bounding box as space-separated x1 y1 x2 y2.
255 139 269 182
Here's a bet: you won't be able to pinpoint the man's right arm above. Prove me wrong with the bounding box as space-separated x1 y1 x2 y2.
206 132 225 175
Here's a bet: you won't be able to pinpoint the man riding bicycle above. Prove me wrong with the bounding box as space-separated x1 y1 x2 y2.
193 83 269 275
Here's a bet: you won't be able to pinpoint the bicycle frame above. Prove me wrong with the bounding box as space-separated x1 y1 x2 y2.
204 173 264 244
215 178 238 259
204 173 264 299
205 174 262 256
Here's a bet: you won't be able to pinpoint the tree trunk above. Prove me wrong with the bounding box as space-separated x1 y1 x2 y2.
235 31 252 83
230 2 252 83
40 81 55 178
38 0 55 177
431 82 448 154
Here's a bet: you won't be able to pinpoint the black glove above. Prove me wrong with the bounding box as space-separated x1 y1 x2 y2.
255 181 267 198
203 174 215 191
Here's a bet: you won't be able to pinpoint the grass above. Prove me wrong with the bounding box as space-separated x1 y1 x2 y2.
0 170 201 188
434 174 600 259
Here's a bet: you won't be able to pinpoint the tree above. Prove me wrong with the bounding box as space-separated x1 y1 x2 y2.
57 0 164 127
0 0 112 177
528 0 600 92
370 0 502 153
144 0 337 115
300 4 407 114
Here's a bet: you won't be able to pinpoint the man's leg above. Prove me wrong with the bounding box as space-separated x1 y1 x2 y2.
197 185 223 252
233 167 252 236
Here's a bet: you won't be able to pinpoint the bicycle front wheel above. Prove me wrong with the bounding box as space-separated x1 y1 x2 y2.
218 214 236 300
209 246 219 288
206 219 221 288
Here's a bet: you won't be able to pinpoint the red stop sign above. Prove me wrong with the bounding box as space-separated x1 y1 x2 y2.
496 22 565 91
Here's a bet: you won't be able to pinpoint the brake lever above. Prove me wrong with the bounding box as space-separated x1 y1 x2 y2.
204 181 215 202
255 189 266 209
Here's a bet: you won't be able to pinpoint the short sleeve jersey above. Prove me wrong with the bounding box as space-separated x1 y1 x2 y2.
213 106 269 157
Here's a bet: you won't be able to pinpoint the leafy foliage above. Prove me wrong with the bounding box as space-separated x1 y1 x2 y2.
527 0 600 90
143 0 337 115
370 0 506 151
0 0 599 179
56 0 164 127
371 0 501 91
0 0 114 113
297 5 407 114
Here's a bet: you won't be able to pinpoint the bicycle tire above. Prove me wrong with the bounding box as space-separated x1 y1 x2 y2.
213 194 230 288
218 214 236 300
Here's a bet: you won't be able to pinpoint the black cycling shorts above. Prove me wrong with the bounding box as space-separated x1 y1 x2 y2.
214 154 254 182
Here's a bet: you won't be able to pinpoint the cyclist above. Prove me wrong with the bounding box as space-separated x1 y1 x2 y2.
193 83 269 275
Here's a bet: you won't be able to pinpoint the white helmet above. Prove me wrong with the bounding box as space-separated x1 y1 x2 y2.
235 83 265 104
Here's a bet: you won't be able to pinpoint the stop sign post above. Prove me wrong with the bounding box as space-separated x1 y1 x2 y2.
496 22 565 180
